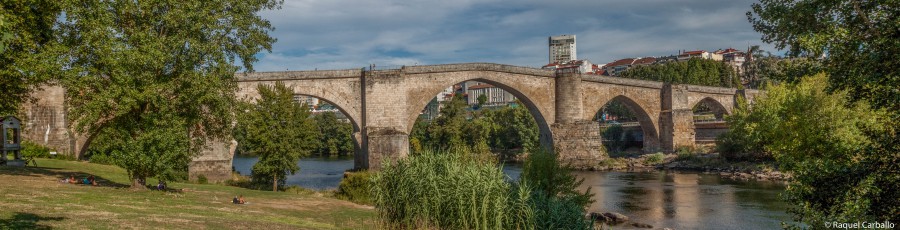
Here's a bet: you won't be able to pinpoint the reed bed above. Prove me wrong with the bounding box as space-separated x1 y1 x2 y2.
371 149 534 230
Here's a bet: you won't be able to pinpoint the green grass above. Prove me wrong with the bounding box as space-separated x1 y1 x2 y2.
0 159 376 229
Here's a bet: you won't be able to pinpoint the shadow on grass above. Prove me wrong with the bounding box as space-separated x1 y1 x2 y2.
0 165 130 188
0 212 66 230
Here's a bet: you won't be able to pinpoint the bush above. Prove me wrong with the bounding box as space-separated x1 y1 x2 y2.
336 171 373 205
88 153 116 165
645 152 665 165
716 74 896 227
520 149 592 230
20 140 51 158
196 175 208 184
675 147 696 161
372 149 534 229
284 185 316 196
225 172 254 188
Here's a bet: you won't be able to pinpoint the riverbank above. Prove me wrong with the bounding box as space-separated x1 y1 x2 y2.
595 152 791 182
0 159 376 229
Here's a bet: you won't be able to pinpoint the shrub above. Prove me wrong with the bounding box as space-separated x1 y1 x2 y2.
675 147 696 161
196 175 208 184
88 153 116 165
716 74 896 227
520 149 592 230
225 172 254 188
20 140 51 158
284 185 316 196
336 171 373 205
371 149 534 229
645 152 665 165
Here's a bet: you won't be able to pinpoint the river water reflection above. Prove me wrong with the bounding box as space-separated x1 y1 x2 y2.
233 156 791 229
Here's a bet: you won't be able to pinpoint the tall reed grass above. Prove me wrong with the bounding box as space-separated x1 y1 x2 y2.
371 149 534 230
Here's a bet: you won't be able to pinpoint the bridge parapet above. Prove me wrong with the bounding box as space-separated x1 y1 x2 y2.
580 74 664 89
685 85 740 95
235 69 361 81
402 63 554 77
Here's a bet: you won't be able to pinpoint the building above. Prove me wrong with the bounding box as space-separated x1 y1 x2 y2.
542 59 595 74
466 83 517 107
549 34 577 64
601 57 656 76
714 48 748 75
293 95 320 110
677 50 722 61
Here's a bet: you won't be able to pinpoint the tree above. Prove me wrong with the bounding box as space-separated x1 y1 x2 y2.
718 74 895 227
56 0 281 188
235 82 318 191
476 94 487 108
749 1 900 226
426 94 469 151
479 103 539 152
620 58 740 88
748 0 900 112
0 1 62 115
313 111 355 156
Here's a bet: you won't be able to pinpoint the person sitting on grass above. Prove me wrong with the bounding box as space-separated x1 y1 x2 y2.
68 175 77 184
157 181 167 191
233 195 246 204
88 175 97 186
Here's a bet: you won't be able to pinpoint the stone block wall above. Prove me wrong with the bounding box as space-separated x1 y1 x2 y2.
189 160 232 182
660 84 696 152
366 127 409 170
189 139 235 183
552 121 606 169
20 85 77 156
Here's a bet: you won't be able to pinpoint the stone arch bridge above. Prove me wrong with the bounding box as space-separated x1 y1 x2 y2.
21 63 758 182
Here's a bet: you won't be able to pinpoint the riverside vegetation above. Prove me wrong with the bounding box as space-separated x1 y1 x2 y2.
370 148 593 230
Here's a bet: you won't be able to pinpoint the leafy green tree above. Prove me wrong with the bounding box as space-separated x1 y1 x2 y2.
718 74 895 227
0 1 62 115
425 94 469 151
749 1 900 226
51 0 280 188
748 0 900 112
476 94 487 108
313 111 355 156
484 103 539 152
235 82 318 191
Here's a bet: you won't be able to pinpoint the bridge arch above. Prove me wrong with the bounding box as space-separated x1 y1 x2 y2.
590 95 661 152
691 97 730 120
234 81 365 168
403 71 556 149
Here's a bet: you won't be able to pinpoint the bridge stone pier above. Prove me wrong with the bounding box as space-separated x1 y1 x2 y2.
22 63 758 182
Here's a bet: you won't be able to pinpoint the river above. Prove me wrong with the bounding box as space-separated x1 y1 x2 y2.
233 155 792 229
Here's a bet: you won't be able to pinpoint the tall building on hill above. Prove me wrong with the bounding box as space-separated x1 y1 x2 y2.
549 35 577 64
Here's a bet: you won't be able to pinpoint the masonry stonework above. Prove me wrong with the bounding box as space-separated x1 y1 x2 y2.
25 63 752 179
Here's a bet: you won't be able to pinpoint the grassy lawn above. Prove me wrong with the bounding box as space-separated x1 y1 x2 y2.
0 159 376 229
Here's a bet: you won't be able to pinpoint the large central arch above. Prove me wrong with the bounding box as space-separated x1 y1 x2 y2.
403 72 556 149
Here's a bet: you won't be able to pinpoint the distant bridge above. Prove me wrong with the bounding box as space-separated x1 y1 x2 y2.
22 63 758 182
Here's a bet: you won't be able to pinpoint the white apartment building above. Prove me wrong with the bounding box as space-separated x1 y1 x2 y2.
549 34 577 64
466 83 516 106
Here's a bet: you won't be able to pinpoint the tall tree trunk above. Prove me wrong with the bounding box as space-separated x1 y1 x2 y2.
131 177 147 190
273 174 278 192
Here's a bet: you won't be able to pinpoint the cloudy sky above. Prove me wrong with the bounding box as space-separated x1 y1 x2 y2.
251 0 778 72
